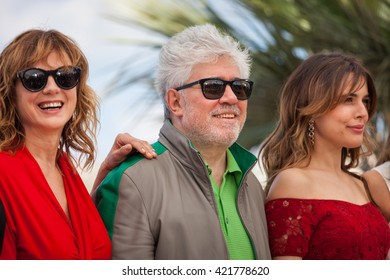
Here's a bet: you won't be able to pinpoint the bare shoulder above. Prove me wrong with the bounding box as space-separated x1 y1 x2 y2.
363 169 388 190
363 169 390 221
267 168 312 201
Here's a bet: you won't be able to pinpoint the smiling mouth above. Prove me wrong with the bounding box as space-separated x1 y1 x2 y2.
38 102 63 110
214 113 236 119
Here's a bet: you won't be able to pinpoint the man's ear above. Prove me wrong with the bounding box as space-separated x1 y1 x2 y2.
166 89 184 117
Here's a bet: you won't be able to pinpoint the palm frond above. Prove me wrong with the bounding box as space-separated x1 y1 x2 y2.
102 0 390 150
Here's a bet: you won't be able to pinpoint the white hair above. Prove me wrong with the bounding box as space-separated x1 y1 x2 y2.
155 24 252 119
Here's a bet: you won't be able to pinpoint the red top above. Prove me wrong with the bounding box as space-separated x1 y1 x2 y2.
0 147 111 259
266 198 390 260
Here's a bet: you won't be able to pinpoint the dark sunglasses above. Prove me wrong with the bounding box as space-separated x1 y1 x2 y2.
175 78 253 100
17 66 81 92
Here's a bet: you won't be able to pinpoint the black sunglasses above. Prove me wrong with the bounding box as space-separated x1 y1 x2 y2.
175 78 253 100
17 66 81 92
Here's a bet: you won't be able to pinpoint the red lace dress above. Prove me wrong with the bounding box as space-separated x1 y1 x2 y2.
266 198 390 259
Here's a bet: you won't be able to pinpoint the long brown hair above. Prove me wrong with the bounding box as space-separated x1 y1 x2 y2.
260 52 377 194
0 29 99 170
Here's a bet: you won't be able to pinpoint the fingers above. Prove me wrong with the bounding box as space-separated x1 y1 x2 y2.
115 133 135 147
135 141 157 159
102 133 157 173
114 133 157 159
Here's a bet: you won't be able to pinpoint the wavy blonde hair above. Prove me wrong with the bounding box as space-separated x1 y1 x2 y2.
260 52 377 194
0 29 99 170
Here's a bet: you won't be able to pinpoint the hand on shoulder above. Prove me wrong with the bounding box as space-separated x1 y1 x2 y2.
92 133 157 193
104 133 157 170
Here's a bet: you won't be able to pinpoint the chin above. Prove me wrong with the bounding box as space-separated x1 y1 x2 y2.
346 143 363 149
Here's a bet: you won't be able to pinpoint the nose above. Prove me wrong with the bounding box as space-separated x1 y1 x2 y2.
218 84 238 104
356 100 369 120
42 76 60 94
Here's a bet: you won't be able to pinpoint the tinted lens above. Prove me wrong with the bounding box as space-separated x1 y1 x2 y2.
55 67 80 89
18 67 80 92
202 79 226 99
20 69 47 91
201 79 252 100
231 80 252 100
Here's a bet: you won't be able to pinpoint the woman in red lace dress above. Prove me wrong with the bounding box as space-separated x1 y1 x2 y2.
259 52 390 260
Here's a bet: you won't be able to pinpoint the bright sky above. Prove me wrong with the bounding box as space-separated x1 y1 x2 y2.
1 0 164 187
1 0 269 188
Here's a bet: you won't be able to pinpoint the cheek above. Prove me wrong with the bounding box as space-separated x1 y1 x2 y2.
184 97 207 116
15 91 31 119
238 102 247 117
68 91 78 110
315 117 343 139
72 96 77 110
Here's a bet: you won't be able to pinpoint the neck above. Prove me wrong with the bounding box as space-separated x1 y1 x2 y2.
309 146 343 173
196 144 228 188
24 132 61 168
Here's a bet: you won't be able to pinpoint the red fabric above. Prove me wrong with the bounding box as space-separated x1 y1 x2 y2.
0 147 111 259
266 198 390 260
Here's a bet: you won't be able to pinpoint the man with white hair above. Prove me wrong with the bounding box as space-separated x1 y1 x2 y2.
94 24 270 260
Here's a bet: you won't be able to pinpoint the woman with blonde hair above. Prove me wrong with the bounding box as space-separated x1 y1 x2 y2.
260 52 390 260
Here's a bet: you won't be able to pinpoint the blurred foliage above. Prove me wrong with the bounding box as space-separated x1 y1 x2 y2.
102 0 390 155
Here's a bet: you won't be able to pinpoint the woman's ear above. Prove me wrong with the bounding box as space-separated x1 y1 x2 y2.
166 89 184 117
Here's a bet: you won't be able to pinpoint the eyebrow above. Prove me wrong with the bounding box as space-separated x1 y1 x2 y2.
341 92 370 98
340 92 357 98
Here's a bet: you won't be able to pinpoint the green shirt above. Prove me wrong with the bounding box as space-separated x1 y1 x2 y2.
208 150 255 260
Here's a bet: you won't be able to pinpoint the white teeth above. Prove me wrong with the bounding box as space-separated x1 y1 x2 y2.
39 102 63 109
216 114 235 118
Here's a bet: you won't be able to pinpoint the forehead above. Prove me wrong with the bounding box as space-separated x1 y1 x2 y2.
342 73 366 92
32 51 72 69
27 47 72 64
